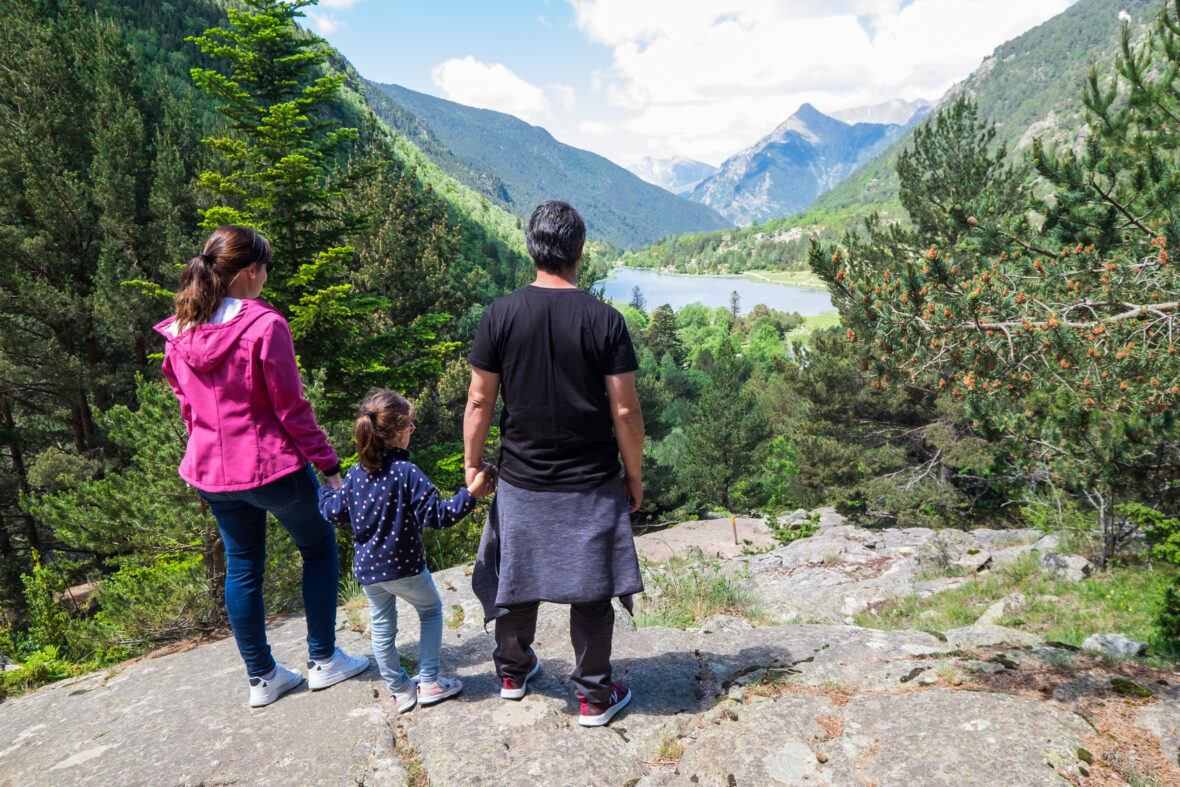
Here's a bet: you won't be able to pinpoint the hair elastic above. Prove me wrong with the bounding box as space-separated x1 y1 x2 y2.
362 408 377 423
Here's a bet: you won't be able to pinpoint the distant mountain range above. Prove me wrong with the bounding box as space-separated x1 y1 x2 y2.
830 98 932 126
621 0 1162 274
809 0 1159 224
626 156 717 196
689 102 928 227
366 81 730 249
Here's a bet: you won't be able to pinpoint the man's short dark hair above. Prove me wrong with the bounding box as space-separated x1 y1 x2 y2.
526 201 586 274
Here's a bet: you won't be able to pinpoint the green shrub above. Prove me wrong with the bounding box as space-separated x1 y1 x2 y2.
82 556 219 650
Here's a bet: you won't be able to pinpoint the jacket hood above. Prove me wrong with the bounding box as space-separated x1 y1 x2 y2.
153 300 280 372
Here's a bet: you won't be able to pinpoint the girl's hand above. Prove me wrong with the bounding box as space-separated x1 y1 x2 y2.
468 462 497 499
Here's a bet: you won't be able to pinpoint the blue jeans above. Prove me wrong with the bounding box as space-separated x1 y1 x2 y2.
199 465 339 677
363 570 443 690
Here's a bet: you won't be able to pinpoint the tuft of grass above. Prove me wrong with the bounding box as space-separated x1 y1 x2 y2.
653 736 685 763
339 576 368 630
853 553 1180 664
398 652 417 676
635 556 762 629
444 604 465 629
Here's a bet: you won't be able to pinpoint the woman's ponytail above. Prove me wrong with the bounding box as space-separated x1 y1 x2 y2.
172 226 273 330
174 255 227 329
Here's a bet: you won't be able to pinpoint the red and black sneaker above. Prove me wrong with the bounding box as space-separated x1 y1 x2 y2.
578 680 631 727
500 654 541 700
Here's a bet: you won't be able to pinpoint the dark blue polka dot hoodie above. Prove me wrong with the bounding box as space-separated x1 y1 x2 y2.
318 448 476 584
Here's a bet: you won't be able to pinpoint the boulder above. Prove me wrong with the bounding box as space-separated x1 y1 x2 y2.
973 593 1026 627
915 529 974 573
1037 552 1093 582
1081 633 1148 658
952 550 992 573
1031 533 1062 552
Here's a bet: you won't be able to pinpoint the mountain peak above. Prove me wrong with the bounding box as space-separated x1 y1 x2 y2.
793 102 825 119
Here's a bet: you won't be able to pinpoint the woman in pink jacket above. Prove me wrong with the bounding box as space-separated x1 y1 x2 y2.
156 225 368 707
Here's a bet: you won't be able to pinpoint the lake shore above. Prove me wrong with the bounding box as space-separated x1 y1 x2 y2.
599 266 836 315
600 265 827 290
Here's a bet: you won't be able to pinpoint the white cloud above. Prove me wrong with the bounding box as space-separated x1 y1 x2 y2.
304 10 340 36
431 56 554 123
579 121 615 135
550 84 577 110
567 0 1071 163
304 0 367 35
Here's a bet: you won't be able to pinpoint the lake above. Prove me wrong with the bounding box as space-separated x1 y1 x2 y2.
598 267 835 315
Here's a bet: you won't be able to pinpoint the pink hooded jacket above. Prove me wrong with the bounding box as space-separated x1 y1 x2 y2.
154 299 340 493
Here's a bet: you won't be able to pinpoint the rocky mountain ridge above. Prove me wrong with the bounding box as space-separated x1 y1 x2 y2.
626 156 718 197
690 103 924 227
1 509 1176 785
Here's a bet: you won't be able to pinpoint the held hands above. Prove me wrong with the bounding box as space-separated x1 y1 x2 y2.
324 472 343 491
467 462 498 499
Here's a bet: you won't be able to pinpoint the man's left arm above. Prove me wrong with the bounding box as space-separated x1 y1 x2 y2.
605 372 644 513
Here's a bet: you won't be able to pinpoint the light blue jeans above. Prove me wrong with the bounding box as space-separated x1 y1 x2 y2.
363 570 444 691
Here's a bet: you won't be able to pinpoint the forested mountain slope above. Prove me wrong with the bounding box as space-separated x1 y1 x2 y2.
368 81 732 249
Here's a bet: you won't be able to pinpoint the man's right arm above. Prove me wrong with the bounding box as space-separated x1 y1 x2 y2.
605 371 644 513
464 367 501 488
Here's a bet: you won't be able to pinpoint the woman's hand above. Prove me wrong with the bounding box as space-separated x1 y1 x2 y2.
324 472 343 491
467 462 497 499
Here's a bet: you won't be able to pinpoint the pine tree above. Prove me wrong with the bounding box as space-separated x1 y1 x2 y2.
187 0 373 378
644 305 682 364
679 341 766 511
0 2 206 612
810 3 1180 563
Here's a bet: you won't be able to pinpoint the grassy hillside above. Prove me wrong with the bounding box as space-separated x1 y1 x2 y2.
367 81 733 249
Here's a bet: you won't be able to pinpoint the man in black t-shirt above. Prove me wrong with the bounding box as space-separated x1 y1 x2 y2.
465 201 645 728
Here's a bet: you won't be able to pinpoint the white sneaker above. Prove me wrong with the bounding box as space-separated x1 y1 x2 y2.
307 647 370 690
249 665 303 707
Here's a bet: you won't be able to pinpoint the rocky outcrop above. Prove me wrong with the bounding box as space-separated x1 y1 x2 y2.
1 511 1175 785
728 510 1049 625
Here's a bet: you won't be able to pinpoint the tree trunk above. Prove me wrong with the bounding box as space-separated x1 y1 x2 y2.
1 392 40 551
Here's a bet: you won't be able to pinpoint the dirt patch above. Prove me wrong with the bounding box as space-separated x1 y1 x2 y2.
1075 697 1180 786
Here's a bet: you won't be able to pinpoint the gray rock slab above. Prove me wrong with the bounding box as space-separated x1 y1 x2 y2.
634 516 777 562
969 528 1044 547
0 615 403 787
675 694 858 785
844 690 1094 785
946 625 1043 648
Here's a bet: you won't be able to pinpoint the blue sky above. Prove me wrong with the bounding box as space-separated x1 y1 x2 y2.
309 0 1089 168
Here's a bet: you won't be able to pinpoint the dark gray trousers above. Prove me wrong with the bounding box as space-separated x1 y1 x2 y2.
493 600 615 704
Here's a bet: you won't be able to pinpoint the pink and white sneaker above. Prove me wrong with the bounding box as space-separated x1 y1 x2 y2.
417 676 463 706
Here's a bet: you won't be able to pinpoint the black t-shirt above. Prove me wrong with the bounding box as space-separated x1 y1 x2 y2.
469 285 639 492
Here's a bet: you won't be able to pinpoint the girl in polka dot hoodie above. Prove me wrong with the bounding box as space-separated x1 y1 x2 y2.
319 388 495 712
